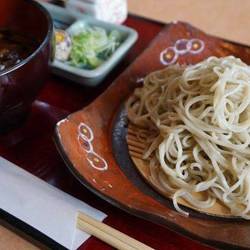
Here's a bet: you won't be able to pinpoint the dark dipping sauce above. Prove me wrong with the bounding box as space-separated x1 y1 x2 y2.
0 29 38 71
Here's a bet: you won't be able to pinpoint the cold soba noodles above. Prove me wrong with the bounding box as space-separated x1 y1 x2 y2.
126 56 250 219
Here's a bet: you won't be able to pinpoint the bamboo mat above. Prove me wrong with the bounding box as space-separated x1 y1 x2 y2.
128 0 250 45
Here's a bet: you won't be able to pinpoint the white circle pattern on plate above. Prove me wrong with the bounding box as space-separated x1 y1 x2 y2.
78 123 108 171
160 38 205 65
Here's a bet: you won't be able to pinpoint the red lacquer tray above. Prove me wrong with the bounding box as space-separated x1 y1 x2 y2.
0 16 214 250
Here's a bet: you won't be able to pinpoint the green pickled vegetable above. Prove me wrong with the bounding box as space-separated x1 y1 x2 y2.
69 26 121 69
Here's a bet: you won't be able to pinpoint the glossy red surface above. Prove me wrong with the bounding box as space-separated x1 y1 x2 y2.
0 0 53 132
0 15 212 250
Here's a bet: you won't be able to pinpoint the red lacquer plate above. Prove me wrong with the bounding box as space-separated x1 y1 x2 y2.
55 22 250 249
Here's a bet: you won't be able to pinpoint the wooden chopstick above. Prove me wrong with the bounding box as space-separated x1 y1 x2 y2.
77 212 154 250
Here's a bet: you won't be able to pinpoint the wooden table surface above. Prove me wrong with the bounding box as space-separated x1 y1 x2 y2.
128 0 250 45
2 0 248 249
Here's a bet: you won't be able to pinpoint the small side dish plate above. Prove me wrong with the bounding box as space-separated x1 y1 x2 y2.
43 2 138 86
55 22 250 249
